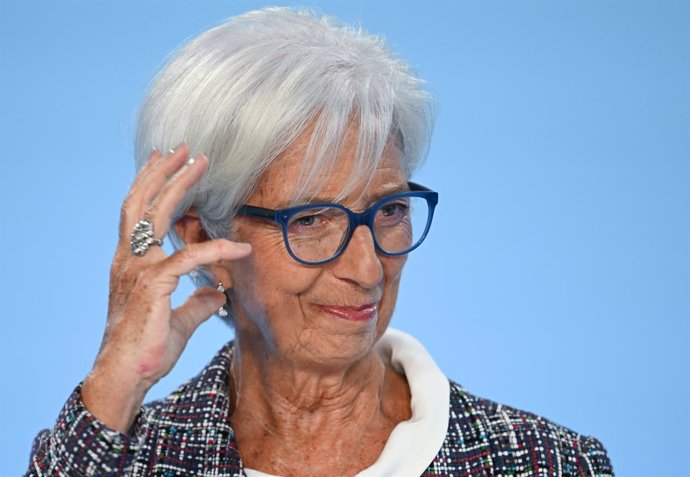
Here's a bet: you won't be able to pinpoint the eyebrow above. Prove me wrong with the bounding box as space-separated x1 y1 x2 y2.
298 182 410 208
250 181 412 212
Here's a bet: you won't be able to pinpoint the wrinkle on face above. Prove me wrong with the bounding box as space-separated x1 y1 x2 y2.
216 126 417 476
226 124 409 374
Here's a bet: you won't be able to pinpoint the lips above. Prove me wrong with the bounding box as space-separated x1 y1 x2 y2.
318 303 378 321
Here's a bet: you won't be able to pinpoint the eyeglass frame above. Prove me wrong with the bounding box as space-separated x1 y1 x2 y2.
236 181 439 266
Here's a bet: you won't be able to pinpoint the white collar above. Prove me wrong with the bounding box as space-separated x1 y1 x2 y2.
245 328 450 477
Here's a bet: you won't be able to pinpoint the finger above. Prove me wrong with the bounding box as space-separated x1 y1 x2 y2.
132 144 191 206
119 145 190 240
171 286 225 340
145 154 209 239
118 147 161 240
149 240 251 294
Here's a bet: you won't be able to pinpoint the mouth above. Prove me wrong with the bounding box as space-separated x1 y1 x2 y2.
317 303 378 322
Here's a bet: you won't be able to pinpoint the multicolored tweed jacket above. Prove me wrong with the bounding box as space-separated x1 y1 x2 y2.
28 342 613 476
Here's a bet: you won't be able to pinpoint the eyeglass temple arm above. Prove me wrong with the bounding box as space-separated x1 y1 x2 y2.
408 181 431 192
237 204 278 220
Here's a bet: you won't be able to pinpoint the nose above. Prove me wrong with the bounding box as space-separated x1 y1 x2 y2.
332 224 384 289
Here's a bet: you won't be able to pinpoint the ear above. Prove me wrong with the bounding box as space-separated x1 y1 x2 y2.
174 207 208 245
174 208 235 289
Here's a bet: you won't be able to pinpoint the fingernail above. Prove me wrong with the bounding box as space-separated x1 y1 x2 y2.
169 142 186 155
236 242 252 251
187 157 196 166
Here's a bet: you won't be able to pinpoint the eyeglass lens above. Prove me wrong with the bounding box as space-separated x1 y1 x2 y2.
285 196 430 263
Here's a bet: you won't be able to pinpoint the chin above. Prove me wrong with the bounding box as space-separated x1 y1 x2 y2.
291 321 383 367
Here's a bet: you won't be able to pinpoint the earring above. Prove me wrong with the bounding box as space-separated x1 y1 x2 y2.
216 282 230 317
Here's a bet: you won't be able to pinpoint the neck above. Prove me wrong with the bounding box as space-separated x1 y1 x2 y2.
228 329 411 476
230 333 387 433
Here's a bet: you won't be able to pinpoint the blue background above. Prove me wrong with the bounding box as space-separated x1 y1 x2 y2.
1 1 688 475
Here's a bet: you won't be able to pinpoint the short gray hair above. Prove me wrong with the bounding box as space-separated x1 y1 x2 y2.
134 7 435 285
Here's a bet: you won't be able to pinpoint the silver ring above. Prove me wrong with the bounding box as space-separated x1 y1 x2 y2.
131 219 163 256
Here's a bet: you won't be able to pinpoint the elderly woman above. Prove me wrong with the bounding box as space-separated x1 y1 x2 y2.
28 8 612 477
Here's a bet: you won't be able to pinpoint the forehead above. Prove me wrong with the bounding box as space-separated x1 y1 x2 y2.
248 129 405 208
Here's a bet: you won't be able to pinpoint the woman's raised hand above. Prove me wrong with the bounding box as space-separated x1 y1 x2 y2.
81 145 251 433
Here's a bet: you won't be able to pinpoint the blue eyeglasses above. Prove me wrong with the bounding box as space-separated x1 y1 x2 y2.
237 182 438 265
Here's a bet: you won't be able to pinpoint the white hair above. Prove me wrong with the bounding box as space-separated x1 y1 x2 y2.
135 7 435 289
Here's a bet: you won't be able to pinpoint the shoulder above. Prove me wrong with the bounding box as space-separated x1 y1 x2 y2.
141 341 237 436
133 342 244 475
427 381 614 476
144 341 234 415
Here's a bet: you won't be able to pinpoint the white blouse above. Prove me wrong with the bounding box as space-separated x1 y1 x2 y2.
244 328 450 477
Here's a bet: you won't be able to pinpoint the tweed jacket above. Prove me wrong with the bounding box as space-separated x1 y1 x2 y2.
28 342 613 476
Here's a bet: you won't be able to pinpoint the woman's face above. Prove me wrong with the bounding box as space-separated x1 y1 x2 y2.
224 132 408 368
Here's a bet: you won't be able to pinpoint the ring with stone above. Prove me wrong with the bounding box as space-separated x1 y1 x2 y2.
130 218 164 256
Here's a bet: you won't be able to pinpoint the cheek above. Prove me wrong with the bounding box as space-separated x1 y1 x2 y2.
383 254 406 286
230 232 322 317
380 256 407 311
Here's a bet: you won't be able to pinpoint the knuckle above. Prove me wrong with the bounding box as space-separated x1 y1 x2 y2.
132 267 155 290
179 245 198 262
109 260 123 281
148 155 163 170
120 261 138 283
119 210 129 229
136 267 155 282
120 200 137 225
121 193 135 213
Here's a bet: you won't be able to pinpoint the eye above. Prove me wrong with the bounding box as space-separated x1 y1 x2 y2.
380 203 405 217
295 215 317 226
287 208 333 234
378 201 409 221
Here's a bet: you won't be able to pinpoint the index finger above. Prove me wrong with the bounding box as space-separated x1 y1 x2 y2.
151 239 252 288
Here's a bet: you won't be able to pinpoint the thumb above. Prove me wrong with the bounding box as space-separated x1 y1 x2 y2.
172 286 226 339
